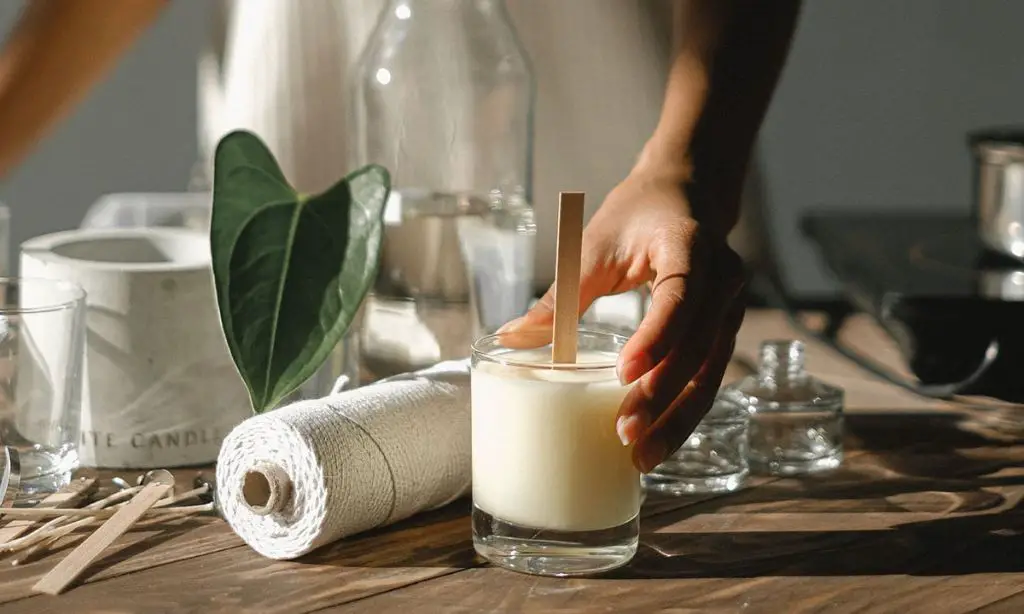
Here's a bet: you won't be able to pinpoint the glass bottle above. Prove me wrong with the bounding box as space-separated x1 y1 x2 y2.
643 393 749 495
351 0 535 378
722 340 844 476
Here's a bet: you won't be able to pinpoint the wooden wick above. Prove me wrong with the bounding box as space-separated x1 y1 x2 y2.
2 484 212 566
241 462 291 516
0 501 211 520
0 486 142 556
32 474 174 595
0 478 96 545
551 191 585 364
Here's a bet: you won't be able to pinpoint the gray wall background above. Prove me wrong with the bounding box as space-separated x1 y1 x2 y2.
1 0 1021 297
0 1 205 266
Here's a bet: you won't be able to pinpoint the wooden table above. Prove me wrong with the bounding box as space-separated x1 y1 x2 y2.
2 309 1024 613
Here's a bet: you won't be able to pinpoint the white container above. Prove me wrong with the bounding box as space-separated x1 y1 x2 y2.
470 329 640 577
21 228 251 468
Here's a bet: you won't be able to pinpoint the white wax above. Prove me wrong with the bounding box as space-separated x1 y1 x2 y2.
471 349 640 532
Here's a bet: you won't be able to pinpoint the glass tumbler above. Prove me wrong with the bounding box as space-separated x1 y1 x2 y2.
471 329 640 576
360 196 535 379
0 278 85 503
643 393 750 495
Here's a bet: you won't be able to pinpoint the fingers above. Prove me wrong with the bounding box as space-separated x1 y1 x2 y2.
632 296 747 473
504 283 556 330
494 325 553 350
617 226 715 385
496 238 615 347
617 271 703 385
615 260 738 446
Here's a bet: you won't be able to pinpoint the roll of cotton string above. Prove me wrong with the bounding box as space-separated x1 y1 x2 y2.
216 361 471 560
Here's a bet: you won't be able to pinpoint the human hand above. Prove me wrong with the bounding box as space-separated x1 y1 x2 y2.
499 167 746 473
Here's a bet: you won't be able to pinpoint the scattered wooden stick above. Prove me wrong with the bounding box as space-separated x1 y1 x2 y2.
0 483 210 520
551 191 585 364
0 503 210 520
11 508 205 566
1 483 211 559
33 475 173 595
1 503 212 552
12 486 142 542
8 516 97 558
0 479 97 545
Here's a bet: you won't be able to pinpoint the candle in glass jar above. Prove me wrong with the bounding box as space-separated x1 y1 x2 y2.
471 348 639 532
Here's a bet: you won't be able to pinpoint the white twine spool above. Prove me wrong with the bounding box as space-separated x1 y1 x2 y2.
216 361 471 560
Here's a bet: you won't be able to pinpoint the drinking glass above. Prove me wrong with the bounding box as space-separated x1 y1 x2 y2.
471 328 640 576
360 196 535 379
459 204 535 339
0 277 85 503
643 393 750 495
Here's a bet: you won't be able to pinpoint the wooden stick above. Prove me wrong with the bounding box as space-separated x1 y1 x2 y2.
0 483 210 560
4 483 143 561
6 503 212 563
0 478 96 544
0 482 210 519
551 191 585 364
0 502 212 520
33 479 172 595
0 486 142 555
8 516 96 556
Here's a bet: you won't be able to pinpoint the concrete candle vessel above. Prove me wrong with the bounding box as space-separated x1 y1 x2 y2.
21 228 251 468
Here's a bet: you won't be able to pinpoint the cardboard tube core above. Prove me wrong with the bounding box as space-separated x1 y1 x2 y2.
242 463 292 516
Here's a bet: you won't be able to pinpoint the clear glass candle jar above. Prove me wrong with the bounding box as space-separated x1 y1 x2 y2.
643 393 749 495
470 329 639 576
722 340 844 476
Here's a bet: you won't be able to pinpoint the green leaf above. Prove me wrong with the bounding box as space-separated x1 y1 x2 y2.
210 130 390 413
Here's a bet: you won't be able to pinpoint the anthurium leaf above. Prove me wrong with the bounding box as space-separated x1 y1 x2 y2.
210 130 390 413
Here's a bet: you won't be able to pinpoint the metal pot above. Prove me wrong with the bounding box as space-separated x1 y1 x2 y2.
970 128 1024 260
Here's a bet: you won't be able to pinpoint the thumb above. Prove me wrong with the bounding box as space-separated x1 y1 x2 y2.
497 253 609 338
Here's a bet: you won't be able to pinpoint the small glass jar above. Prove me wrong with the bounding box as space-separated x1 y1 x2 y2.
643 393 749 495
722 340 844 476
471 329 639 576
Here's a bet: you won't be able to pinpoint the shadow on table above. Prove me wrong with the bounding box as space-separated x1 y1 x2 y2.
620 410 1024 579
296 499 478 570
621 507 1024 579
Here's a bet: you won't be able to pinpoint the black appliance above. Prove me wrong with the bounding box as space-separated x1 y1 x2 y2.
800 211 1024 404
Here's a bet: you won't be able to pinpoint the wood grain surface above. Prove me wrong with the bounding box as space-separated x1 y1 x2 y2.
1 310 1022 613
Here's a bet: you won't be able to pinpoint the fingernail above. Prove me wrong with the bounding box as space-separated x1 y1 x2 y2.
638 440 667 473
615 414 644 446
616 357 647 385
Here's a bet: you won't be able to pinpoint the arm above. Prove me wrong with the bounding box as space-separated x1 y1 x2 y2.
640 0 802 239
0 0 168 178
503 0 801 472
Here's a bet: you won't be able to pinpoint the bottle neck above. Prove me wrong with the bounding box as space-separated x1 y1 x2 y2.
758 340 807 383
